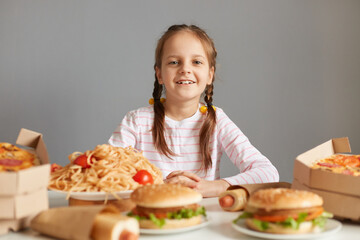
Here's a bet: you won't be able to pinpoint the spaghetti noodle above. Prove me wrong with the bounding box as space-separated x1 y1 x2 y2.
49 144 163 198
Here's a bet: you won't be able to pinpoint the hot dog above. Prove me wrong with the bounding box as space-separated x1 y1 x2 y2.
218 195 235 208
218 188 248 211
91 213 139 240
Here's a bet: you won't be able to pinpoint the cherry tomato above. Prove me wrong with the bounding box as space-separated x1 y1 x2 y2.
50 163 62 173
132 170 154 185
73 154 91 168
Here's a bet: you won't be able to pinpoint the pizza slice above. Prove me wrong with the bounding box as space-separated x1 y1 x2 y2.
0 142 38 171
312 154 360 176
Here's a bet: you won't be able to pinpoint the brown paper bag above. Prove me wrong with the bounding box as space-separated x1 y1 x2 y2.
219 182 291 211
30 205 117 240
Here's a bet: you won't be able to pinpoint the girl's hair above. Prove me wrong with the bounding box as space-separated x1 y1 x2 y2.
152 24 217 173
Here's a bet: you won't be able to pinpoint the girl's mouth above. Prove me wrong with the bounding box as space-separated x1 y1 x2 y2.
176 80 195 85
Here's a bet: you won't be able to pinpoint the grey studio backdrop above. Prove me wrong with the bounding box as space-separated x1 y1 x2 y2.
1 0 360 183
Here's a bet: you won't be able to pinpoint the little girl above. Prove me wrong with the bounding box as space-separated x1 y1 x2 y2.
109 24 279 197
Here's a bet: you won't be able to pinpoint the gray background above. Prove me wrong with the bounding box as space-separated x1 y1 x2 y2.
1 0 359 183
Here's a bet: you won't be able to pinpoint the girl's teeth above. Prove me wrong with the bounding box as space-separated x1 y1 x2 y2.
178 81 194 84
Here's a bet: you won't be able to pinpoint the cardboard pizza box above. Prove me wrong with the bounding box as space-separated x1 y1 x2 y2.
0 128 50 196
0 129 50 223
0 188 48 219
0 215 34 235
292 179 360 222
293 137 360 197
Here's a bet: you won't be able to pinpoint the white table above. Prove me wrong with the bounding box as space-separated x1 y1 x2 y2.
1 191 359 239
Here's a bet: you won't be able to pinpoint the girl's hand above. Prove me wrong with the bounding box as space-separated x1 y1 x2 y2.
194 179 230 198
164 171 201 188
164 171 230 198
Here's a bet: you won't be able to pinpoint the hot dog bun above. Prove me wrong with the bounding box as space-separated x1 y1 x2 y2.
218 188 248 211
91 213 139 240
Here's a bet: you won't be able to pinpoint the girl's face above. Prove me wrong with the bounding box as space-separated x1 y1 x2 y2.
156 31 214 105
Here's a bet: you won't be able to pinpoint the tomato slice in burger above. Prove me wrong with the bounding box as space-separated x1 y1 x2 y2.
254 214 298 222
133 170 154 185
254 208 324 222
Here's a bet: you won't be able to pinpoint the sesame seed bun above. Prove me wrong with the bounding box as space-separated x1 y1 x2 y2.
247 188 323 211
131 184 202 208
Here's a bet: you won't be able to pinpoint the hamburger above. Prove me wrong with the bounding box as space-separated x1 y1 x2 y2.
233 188 333 234
128 184 206 229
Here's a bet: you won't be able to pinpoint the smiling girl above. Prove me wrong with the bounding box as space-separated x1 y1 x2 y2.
109 24 279 197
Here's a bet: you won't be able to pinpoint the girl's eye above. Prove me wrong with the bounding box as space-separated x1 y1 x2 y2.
194 60 202 65
169 61 178 65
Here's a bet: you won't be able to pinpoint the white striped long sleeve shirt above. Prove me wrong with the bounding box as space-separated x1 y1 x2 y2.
108 105 279 185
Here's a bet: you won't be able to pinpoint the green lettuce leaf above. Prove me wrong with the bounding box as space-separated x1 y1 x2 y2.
252 219 269 231
233 212 253 224
281 217 298 229
311 211 333 229
167 206 206 219
149 213 166 228
128 206 207 228
127 211 146 221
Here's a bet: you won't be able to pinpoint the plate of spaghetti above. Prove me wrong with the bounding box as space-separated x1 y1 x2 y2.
48 144 163 201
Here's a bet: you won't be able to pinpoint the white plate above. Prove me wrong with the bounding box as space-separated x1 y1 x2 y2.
140 218 210 235
231 219 342 239
49 188 133 201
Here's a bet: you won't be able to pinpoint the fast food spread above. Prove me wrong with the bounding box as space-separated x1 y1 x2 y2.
233 188 333 234
0 142 39 171
2 132 354 238
128 184 206 229
48 144 163 196
312 154 360 176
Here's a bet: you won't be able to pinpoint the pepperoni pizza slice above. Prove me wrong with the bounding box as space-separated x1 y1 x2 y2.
312 154 360 176
0 142 37 171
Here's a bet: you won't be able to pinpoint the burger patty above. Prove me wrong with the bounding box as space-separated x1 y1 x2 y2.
133 203 200 218
252 206 323 217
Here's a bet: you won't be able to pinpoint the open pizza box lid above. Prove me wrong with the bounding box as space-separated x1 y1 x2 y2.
0 128 50 196
293 137 360 197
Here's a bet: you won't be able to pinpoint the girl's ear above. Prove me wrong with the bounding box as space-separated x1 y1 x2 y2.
155 66 163 84
207 66 215 85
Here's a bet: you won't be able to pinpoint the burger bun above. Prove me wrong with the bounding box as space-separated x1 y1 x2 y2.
139 215 202 229
247 188 323 211
131 184 202 208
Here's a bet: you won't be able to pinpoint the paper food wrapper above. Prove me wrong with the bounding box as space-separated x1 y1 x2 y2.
30 205 118 240
219 182 291 211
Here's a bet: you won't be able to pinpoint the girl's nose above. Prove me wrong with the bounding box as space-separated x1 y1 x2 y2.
179 63 191 74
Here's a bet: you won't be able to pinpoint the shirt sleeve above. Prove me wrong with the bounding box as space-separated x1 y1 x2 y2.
108 111 138 148
217 111 279 185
